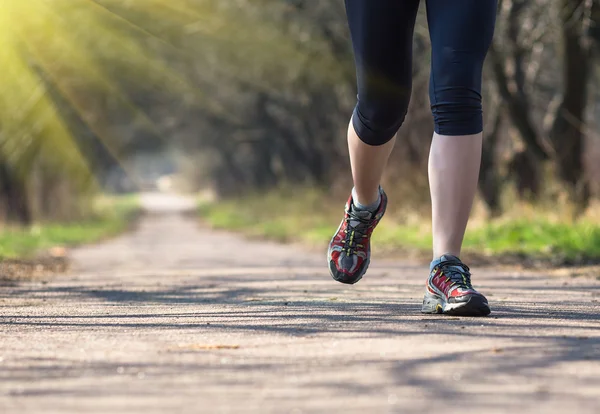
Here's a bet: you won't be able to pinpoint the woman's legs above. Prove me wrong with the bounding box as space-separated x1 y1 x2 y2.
344 0 420 206
347 124 395 207
429 133 482 258
421 0 497 316
328 0 420 284
426 0 498 259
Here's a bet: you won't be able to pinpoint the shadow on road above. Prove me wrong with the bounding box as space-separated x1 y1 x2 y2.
3 276 599 411
3 277 599 337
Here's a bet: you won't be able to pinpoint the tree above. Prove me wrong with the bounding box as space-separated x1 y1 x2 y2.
548 0 594 211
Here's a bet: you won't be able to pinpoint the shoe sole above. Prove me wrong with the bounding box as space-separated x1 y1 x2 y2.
422 292 490 317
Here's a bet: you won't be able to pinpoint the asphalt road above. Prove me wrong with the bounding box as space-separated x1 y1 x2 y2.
1 193 599 413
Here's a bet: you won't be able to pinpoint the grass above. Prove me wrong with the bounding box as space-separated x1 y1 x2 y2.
198 188 600 266
0 194 140 259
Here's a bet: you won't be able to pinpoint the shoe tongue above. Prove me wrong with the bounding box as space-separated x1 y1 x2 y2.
446 265 466 275
430 254 464 272
353 209 373 220
349 208 372 228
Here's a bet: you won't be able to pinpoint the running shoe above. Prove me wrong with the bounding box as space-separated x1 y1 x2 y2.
327 187 387 284
421 254 490 316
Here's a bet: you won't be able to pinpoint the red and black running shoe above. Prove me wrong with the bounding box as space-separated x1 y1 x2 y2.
327 187 387 285
421 254 490 316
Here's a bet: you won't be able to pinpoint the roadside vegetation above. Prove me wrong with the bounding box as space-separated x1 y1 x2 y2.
199 188 600 266
0 194 139 260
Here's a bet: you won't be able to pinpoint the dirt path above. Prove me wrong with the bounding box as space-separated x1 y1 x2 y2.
1 193 599 414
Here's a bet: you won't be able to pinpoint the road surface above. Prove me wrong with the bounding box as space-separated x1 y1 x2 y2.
1 193 599 413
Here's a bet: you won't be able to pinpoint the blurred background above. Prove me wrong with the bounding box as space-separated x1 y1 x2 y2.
1 0 599 264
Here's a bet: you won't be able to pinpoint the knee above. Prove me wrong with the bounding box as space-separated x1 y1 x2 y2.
352 94 410 146
430 50 485 136
430 89 483 136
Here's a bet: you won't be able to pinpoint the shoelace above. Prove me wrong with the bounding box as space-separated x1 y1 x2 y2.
438 260 474 290
342 210 371 255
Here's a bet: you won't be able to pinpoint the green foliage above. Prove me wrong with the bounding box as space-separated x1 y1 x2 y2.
0 195 139 259
198 188 335 244
464 220 600 262
1 0 597 224
199 190 600 264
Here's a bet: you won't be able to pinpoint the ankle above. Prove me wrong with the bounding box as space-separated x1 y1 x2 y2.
352 187 381 212
432 252 461 260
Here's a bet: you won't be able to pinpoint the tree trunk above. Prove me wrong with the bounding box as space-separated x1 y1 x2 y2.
488 0 550 163
479 106 505 216
0 163 32 226
508 149 541 201
549 0 592 211
590 0 600 53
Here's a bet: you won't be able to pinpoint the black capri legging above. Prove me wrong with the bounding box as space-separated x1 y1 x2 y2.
345 0 498 145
